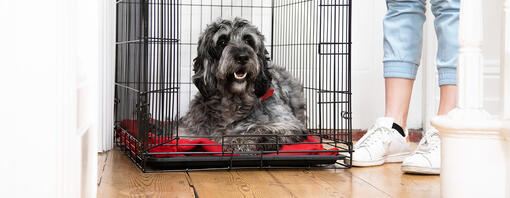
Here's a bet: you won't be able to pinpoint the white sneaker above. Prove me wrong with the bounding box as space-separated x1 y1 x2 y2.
401 127 441 174
347 117 410 167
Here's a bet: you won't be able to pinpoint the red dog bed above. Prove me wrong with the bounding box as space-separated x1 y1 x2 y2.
118 120 339 157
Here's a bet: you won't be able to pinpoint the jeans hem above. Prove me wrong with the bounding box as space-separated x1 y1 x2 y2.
383 61 419 79
438 67 457 85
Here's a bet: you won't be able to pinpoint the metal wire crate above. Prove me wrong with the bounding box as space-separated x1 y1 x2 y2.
114 0 352 172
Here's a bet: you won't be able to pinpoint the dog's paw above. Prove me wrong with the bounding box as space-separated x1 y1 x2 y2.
222 137 258 153
289 133 307 143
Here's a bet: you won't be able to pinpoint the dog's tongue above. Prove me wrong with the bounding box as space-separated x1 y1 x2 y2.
234 72 247 79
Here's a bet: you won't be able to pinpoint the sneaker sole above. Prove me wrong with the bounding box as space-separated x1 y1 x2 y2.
401 165 440 175
348 152 410 167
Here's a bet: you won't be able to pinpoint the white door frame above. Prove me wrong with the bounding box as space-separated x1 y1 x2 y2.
97 0 116 153
422 4 440 132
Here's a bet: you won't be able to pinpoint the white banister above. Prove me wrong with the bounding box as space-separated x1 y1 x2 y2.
504 0 510 121
432 0 506 197
457 0 484 109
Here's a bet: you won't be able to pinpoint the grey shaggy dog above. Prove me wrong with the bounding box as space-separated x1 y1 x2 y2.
178 18 307 152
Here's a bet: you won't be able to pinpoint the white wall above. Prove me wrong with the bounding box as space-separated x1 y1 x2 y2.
0 1 60 196
482 0 502 115
0 0 100 197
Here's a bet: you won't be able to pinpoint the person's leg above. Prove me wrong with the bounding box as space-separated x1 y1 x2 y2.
401 0 459 174
438 85 457 115
385 78 414 130
433 0 459 115
383 0 427 130
348 0 426 167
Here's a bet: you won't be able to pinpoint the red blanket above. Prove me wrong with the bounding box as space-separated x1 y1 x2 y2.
118 120 339 157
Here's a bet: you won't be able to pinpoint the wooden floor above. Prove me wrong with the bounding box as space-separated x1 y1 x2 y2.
97 148 439 198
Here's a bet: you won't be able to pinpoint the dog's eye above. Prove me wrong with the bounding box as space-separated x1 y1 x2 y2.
242 35 255 48
218 39 227 47
217 35 229 47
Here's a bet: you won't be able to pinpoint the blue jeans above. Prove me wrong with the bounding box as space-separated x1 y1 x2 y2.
383 0 459 86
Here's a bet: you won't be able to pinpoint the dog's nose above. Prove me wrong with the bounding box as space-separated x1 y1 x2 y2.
235 52 250 65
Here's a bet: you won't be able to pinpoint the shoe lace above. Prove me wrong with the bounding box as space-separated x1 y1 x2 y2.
354 125 393 149
416 129 440 153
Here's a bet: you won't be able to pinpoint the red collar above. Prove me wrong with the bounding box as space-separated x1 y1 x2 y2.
260 88 274 102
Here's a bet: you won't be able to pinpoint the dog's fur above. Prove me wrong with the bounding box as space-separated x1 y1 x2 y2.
178 18 307 151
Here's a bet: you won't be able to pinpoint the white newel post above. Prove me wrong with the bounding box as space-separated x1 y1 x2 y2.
431 0 506 197
505 0 510 122
502 0 510 197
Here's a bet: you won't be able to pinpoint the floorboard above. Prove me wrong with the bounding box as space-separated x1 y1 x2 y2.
97 146 440 198
97 149 195 198
187 169 388 198
348 163 440 198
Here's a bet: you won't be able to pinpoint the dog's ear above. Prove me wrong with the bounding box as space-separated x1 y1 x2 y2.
254 43 272 98
192 57 210 98
254 67 272 98
193 56 217 99
192 27 218 98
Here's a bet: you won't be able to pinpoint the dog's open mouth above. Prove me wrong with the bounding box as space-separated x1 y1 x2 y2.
234 71 247 80
230 69 248 93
